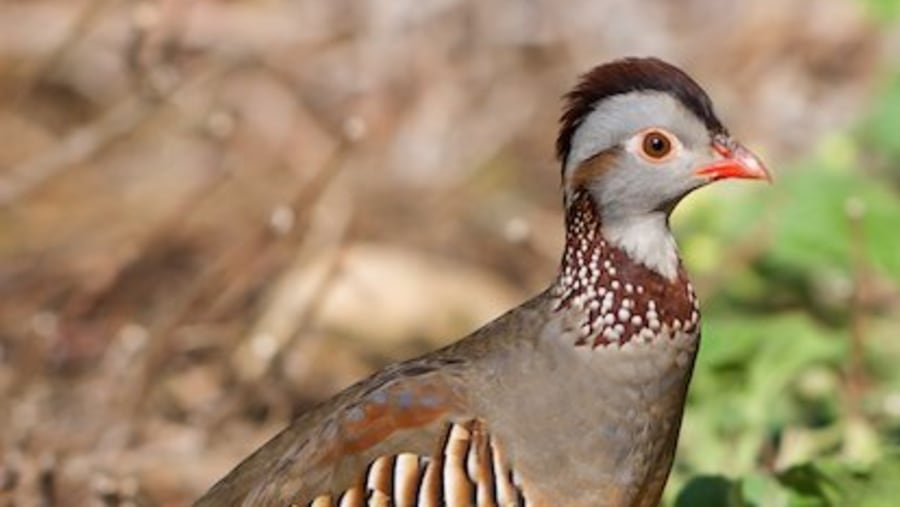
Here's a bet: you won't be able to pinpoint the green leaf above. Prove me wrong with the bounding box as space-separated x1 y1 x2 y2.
675 475 745 507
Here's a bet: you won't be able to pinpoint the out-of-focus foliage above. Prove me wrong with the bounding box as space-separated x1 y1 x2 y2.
862 0 900 21
861 73 900 176
676 454 900 507
669 66 900 504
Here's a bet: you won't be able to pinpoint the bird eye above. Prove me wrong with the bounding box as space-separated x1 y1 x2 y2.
641 130 672 160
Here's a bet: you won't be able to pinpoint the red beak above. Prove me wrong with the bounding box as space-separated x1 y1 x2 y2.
694 137 771 182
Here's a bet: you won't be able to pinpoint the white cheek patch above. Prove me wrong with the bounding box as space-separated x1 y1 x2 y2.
602 214 679 281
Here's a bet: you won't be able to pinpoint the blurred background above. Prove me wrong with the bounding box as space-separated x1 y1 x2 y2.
0 0 899 505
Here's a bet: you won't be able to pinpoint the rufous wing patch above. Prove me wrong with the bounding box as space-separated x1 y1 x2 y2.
336 378 466 456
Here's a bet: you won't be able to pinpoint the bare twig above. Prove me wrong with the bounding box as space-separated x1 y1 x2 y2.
11 0 116 106
844 196 869 417
0 96 157 206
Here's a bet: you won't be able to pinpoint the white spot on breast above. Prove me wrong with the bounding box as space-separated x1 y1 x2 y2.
603 327 619 341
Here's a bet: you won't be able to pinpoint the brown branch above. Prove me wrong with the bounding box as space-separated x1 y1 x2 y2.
0 94 155 207
844 196 869 418
10 0 116 107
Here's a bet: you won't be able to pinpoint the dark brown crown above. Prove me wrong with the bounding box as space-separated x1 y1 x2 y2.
556 57 727 167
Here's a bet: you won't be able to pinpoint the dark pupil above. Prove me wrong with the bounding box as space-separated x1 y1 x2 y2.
648 135 666 153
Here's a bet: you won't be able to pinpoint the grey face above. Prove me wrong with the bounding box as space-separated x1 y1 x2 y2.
564 91 720 221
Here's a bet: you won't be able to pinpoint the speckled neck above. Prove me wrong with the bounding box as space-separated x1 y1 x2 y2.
552 190 700 348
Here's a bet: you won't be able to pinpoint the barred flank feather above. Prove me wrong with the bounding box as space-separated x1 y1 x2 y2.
308 421 526 506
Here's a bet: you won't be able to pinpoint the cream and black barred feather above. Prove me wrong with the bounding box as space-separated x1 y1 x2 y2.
303 421 526 507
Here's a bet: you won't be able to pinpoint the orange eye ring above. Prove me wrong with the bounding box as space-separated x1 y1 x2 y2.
641 130 673 160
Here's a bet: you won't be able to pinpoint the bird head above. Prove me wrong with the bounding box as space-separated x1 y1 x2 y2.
557 57 770 220
555 57 769 280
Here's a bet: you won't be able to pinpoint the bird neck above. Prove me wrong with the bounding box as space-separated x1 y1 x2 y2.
552 189 700 348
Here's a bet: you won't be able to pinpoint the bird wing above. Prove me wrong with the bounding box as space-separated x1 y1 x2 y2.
194 356 525 507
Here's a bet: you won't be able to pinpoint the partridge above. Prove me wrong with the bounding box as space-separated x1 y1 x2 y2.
196 57 770 507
